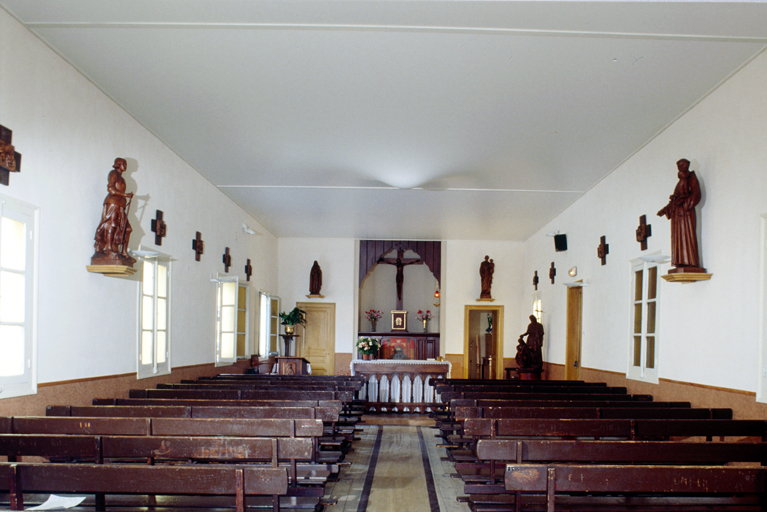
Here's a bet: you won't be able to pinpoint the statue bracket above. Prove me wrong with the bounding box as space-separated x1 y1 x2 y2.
661 272 712 283
86 264 138 278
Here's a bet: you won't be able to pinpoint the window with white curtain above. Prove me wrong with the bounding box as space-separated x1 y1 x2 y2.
137 254 171 379
215 276 239 365
0 195 38 399
258 291 279 359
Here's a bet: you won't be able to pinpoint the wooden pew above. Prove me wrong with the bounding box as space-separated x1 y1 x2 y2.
439 391 653 403
464 438 767 490
455 406 732 420
462 418 767 441
0 462 289 512
129 387 355 402
47 404 346 464
0 433 321 487
504 464 767 512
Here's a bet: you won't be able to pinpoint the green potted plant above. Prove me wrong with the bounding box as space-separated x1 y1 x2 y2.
279 306 306 334
356 337 381 360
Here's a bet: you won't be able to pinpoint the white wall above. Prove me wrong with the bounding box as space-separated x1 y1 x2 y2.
522 49 767 392
0 9 277 383
277 238 357 353
444 240 526 357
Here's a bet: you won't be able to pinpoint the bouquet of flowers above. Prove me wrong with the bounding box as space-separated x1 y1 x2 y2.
365 309 383 322
356 337 381 355
416 310 432 321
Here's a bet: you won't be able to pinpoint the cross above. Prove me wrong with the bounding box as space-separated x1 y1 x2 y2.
533 270 539 290
245 259 253 281
636 214 652 251
377 248 422 310
0 125 21 186
549 262 556 284
151 210 167 246
192 231 204 261
222 247 231 272
597 235 609 265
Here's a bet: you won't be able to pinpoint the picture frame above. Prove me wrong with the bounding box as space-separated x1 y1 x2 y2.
391 310 407 331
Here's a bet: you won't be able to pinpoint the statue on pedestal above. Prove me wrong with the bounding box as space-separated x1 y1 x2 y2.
92 158 136 266
479 255 494 299
657 158 705 273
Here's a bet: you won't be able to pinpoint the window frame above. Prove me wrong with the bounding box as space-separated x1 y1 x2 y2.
627 254 664 383
136 248 171 379
214 274 239 366
258 291 279 360
0 195 39 399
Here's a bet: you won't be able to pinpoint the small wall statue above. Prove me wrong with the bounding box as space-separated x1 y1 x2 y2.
479 255 494 299
657 158 705 273
309 260 323 296
92 158 136 266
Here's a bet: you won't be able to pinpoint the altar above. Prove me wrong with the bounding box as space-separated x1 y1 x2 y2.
350 359 451 413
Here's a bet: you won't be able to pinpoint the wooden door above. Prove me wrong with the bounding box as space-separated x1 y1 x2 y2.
297 302 335 375
565 286 583 380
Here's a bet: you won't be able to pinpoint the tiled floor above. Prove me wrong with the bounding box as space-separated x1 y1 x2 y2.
323 415 470 512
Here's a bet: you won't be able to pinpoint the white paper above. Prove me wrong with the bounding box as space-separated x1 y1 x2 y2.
26 495 86 510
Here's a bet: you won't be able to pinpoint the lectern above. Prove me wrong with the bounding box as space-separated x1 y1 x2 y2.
276 356 310 376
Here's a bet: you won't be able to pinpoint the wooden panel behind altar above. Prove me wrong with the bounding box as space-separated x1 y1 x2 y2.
357 332 439 360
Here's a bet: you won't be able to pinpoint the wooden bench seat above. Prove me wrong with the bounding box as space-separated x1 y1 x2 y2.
130 388 355 402
0 433 325 488
455 406 732 421
0 462 289 512
504 464 767 512
461 438 767 490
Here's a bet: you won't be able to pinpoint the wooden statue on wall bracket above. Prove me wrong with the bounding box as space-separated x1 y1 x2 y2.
307 260 324 298
89 158 137 275
0 125 21 186
478 255 495 301
657 159 710 280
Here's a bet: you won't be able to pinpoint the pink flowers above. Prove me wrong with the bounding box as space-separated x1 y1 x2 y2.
416 310 432 321
356 337 381 355
365 309 383 321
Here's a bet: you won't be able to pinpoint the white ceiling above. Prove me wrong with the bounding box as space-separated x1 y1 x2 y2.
4 1 767 240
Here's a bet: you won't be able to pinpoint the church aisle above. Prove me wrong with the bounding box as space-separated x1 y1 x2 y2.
323 416 470 512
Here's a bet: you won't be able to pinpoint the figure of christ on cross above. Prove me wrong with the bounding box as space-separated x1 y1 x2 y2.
377 249 422 310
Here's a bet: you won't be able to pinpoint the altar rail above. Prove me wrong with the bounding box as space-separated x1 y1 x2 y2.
350 360 451 413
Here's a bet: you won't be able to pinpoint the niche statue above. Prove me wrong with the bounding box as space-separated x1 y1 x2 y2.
92 158 136 266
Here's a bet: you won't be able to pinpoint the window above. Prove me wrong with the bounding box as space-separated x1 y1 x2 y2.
258 292 279 358
0 195 38 399
628 257 661 383
215 276 239 365
532 293 542 323
236 284 249 359
138 253 171 379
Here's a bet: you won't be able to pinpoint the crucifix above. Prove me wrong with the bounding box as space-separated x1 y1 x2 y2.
377 248 422 310
0 125 21 186
151 210 167 246
636 214 652 251
549 262 556 284
597 235 609 266
192 231 204 261
245 259 253 281
533 270 539 290
222 247 232 272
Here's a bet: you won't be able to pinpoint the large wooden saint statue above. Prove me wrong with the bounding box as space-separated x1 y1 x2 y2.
518 315 544 369
479 255 494 299
92 158 136 266
657 158 705 273
309 260 322 295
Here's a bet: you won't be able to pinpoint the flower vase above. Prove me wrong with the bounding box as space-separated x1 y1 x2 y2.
370 319 377 332
422 319 428 332
362 354 371 360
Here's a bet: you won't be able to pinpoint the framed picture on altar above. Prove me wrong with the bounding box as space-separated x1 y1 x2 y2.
391 310 407 331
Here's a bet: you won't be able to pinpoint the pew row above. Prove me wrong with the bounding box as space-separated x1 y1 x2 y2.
504 464 767 512
0 463 289 512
